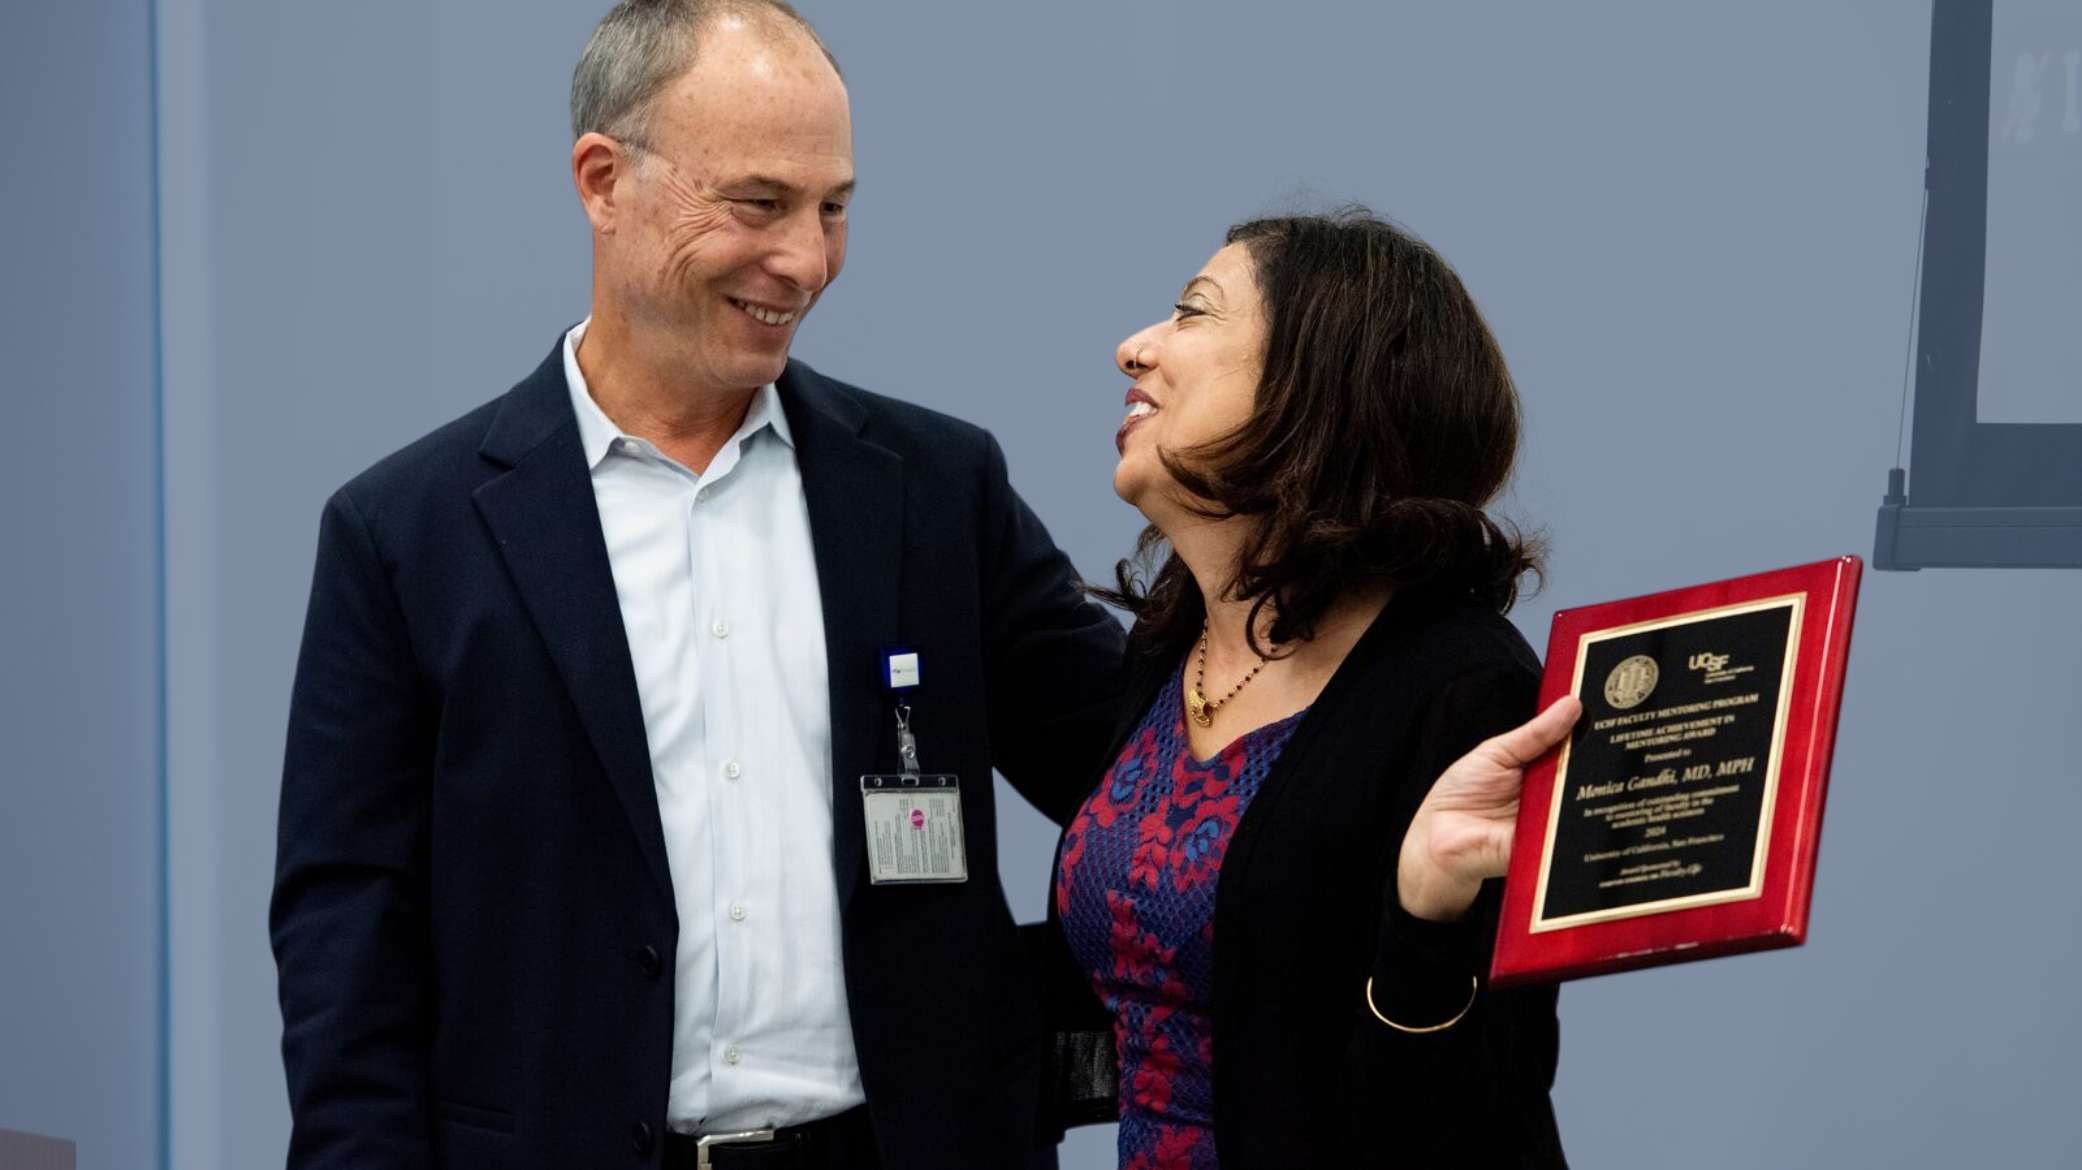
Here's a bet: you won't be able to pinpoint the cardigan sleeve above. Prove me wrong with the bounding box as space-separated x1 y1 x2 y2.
1345 662 1563 1160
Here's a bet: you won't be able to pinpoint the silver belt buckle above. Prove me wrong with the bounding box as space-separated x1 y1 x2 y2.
695 1128 777 1168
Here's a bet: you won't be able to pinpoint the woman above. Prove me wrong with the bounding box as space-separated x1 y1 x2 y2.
1049 209 1579 1168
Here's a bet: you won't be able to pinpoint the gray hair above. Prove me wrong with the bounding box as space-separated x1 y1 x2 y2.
569 0 838 146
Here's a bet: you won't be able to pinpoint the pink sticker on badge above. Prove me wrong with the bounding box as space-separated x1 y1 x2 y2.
909 809 927 830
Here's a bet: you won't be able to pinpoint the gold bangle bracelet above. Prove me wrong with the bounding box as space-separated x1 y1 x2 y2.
1364 974 1478 1035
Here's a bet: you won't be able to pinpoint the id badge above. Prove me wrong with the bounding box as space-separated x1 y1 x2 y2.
861 774 969 884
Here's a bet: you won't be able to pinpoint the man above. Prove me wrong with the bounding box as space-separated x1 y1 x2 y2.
269 3 1125 1167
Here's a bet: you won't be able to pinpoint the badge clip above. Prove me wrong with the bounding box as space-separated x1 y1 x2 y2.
859 699 967 884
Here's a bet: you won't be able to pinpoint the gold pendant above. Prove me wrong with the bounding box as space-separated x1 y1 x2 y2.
1187 689 1213 728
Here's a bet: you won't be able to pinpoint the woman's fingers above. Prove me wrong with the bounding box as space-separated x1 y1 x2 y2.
1416 696 1580 828
1405 699 1580 916
1479 696 1582 771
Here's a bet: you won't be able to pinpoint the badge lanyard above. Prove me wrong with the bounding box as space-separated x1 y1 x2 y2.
860 651 968 885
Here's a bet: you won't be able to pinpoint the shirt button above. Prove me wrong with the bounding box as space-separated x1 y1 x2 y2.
630 1121 655 1154
711 619 730 639
729 903 747 922
696 486 712 503
722 760 742 780
724 1046 742 1065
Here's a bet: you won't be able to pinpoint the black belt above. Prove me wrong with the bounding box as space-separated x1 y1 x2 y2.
663 1106 877 1169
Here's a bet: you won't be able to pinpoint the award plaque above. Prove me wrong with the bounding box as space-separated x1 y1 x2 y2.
1489 556 1861 987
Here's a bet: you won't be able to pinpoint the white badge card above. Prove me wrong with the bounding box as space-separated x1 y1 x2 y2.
861 774 969 884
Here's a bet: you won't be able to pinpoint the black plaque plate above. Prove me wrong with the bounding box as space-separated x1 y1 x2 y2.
1536 598 1801 927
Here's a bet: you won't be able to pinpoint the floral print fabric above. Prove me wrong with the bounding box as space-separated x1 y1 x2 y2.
1055 661 1305 1170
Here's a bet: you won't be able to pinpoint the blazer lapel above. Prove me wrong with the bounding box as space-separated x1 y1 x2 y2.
471 342 675 905
780 360 904 912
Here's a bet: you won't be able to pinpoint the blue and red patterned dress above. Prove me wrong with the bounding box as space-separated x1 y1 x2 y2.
1054 660 1308 1170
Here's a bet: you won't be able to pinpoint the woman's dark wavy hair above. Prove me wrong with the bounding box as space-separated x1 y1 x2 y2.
1093 207 1544 658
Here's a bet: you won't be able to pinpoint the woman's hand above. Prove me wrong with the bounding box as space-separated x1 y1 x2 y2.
1396 697 1582 923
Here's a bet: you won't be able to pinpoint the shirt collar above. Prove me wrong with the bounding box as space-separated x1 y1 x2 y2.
563 316 793 471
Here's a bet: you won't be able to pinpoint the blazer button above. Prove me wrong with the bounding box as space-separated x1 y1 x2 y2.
636 945 663 980
630 1120 655 1154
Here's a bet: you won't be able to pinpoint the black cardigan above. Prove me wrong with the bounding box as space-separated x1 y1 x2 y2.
1038 589 1568 1168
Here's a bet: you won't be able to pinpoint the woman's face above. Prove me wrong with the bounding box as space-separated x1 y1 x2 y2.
1112 242 1268 513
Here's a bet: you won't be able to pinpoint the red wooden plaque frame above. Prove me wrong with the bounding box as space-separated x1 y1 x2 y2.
1490 556 1862 988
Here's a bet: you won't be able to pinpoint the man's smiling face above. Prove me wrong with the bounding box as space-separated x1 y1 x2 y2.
596 13 854 393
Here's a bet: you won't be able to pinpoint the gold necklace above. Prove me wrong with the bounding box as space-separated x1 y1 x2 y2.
1187 622 1267 728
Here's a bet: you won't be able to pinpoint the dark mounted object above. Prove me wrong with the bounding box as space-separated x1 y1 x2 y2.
1876 0 2082 569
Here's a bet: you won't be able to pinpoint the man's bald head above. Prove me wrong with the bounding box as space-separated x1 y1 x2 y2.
570 0 838 148
569 0 852 403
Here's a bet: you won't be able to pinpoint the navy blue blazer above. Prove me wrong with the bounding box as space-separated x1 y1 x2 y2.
270 339 1127 1170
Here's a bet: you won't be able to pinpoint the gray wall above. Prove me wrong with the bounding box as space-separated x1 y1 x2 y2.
6 1 2078 1167
0 4 164 1170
